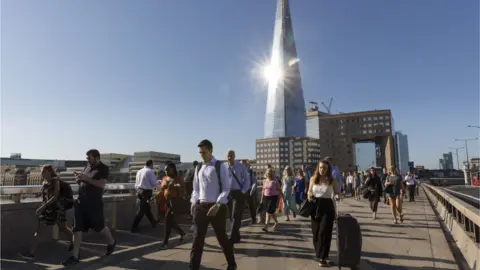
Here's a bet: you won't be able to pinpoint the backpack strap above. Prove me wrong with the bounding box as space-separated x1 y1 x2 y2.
214 160 222 192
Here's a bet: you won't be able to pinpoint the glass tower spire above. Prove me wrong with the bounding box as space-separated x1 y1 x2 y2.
264 0 306 138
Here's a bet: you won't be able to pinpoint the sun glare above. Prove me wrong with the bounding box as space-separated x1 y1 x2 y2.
263 64 282 83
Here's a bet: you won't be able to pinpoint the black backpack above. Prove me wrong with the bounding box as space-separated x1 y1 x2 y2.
59 180 74 210
196 161 222 191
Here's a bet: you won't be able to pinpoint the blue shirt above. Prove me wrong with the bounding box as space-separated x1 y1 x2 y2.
225 161 250 194
332 165 342 187
191 157 232 205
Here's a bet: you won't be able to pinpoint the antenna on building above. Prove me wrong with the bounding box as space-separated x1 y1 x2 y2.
320 97 333 114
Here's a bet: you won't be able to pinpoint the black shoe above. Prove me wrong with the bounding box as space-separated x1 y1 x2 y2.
68 242 73 252
227 264 237 270
62 256 80 266
319 260 329 267
19 252 34 260
105 239 116 256
179 232 186 243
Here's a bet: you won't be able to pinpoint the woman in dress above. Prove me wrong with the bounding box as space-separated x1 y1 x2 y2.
260 168 283 232
295 169 306 208
20 165 73 260
281 166 297 221
307 160 339 267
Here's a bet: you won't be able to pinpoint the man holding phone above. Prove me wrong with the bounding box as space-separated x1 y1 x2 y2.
189 139 236 270
62 149 116 266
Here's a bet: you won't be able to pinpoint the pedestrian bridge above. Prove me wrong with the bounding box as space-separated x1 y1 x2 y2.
0 185 477 269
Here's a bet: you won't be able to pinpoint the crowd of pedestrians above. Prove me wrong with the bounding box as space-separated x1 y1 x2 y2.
18 141 420 269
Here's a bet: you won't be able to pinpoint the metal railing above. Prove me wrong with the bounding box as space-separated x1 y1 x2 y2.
423 183 480 244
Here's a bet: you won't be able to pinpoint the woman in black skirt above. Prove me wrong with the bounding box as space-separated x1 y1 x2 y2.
20 165 74 260
307 160 339 267
260 169 283 232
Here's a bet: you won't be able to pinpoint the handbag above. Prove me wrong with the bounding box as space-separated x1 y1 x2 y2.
362 189 370 199
299 200 314 218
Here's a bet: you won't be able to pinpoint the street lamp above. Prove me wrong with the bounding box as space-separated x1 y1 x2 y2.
448 146 464 170
467 125 480 129
455 138 479 182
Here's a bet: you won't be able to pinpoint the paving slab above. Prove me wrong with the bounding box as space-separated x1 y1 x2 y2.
0 190 460 269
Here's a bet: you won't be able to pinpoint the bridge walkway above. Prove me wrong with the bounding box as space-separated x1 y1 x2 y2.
0 190 460 269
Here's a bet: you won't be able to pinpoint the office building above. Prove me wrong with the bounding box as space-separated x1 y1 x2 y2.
306 108 396 172
129 151 181 182
439 152 454 170
253 137 320 179
263 0 306 138
395 131 410 174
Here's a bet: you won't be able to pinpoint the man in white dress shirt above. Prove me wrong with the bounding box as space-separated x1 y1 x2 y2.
190 139 236 270
131 159 160 232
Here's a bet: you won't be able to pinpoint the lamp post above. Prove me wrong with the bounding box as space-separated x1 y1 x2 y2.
455 138 479 183
448 147 464 170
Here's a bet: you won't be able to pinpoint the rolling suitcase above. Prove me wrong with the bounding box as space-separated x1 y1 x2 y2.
336 212 362 270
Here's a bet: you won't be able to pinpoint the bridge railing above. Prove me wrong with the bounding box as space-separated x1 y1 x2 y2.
422 183 480 269
0 183 137 203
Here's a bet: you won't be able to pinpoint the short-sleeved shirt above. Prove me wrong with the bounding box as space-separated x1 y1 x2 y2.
78 161 109 202
387 175 403 196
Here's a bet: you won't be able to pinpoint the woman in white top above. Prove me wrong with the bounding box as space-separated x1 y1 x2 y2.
307 160 340 267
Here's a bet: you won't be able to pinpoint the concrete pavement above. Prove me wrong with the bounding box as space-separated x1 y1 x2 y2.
0 189 460 269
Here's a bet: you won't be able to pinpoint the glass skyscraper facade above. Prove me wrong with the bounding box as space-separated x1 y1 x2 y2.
395 131 410 174
264 0 306 138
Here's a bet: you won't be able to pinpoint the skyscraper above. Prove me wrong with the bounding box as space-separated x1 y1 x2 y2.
264 0 306 138
395 131 410 174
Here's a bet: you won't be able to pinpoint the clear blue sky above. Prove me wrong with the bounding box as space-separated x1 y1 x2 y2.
1 0 479 169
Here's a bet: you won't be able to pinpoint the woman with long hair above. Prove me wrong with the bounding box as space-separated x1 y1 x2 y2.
384 166 406 224
260 168 283 232
281 166 297 221
294 169 306 208
20 165 73 260
307 160 339 267
159 162 186 250
364 167 383 220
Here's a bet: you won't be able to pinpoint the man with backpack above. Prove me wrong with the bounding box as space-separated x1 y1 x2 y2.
190 139 236 270
225 150 250 244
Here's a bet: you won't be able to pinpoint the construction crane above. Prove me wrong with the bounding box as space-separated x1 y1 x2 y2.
321 97 333 114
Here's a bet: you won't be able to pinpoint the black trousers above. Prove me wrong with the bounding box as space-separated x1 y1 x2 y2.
131 189 156 230
190 202 235 270
227 190 245 242
185 182 193 198
245 190 257 223
408 185 415 201
311 198 335 260
163 199 185 245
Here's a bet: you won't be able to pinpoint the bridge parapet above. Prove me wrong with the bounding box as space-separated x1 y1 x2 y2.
423 183 480 270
